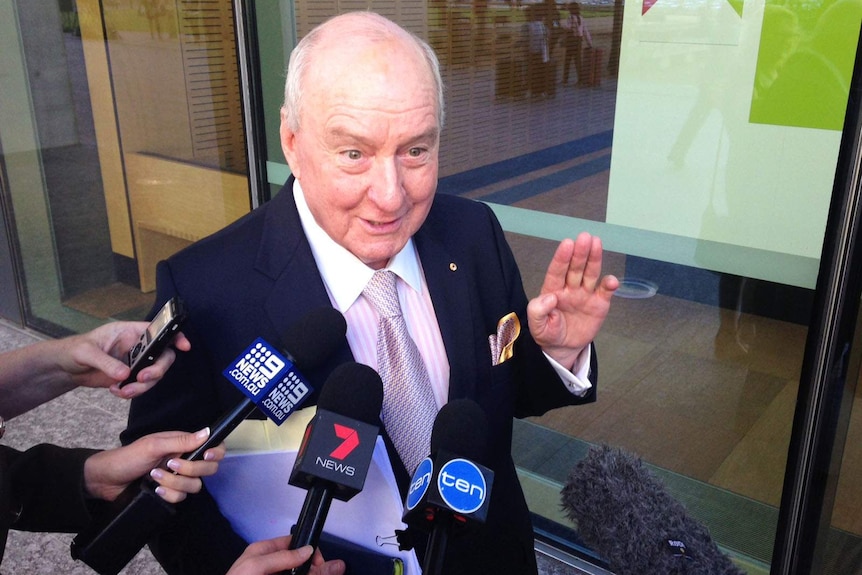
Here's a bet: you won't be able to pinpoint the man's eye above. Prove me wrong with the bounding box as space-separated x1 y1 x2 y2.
407 147 425 157
346 150 362 160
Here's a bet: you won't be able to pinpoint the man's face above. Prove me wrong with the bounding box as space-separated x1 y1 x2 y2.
281 35 440 270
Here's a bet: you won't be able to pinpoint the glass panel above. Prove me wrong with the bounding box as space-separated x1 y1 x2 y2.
822 367 862 574
260 1 857 573
0 0 251 335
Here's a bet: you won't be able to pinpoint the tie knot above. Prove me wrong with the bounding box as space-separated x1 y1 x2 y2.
363 270 401 318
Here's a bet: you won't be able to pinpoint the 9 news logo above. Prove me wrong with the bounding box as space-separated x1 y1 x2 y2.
224 339 288 398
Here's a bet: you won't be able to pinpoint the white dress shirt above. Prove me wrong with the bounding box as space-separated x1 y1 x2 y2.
292 181 592 397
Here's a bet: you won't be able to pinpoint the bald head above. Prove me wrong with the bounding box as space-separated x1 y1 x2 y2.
282 12 445 133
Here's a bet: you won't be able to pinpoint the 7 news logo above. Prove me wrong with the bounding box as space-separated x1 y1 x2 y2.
315 423 360 477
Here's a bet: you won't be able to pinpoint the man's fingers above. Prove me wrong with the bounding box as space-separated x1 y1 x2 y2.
599 273 620 298
579 234 604 292
565 233 593 289
541 238 575 294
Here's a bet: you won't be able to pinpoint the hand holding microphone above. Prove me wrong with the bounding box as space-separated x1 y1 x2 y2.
84 427 224 504
228 536 345 575
71 306 348 575
282 361 384 575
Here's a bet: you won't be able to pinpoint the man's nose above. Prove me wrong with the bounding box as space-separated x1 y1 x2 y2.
368 157 404 209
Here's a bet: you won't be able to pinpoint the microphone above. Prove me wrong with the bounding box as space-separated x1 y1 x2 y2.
401 399 495 575
282 361 384 575
184 306 348 460
560 444 746 575
71 307 348 575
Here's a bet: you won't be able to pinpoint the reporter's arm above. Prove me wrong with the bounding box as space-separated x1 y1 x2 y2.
0 321 190 419
2 429 222 536
4 443 101 533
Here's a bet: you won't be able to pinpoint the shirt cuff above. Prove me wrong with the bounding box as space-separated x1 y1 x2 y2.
543 344 592 397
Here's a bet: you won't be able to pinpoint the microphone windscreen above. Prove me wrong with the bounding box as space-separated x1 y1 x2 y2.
561 445 745 575
429 398 489 465
317 362 383 426
280 307 347 369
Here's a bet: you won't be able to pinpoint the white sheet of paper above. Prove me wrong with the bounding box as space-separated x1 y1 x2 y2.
203 437 421 574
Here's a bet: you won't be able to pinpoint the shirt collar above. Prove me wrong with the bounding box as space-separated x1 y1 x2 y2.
292 180 423 312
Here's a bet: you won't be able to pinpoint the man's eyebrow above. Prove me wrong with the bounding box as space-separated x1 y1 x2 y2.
325 126 369 145
413 127 441 143
325 125 441 146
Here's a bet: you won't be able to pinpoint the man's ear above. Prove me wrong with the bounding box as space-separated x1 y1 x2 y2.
280 108 301 179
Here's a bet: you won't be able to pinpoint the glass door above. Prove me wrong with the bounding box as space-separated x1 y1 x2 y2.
0 0 251 335
248 1 862 572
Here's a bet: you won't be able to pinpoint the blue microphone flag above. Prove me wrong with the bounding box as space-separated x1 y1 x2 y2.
222 337 312 424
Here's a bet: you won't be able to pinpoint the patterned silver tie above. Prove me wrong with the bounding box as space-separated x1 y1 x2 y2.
363 270 438 475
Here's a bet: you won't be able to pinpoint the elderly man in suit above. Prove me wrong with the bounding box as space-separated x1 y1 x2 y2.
122 11 618 575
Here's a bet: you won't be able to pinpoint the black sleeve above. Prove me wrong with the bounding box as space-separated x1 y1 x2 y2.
479 201 598 417
4 444 99 533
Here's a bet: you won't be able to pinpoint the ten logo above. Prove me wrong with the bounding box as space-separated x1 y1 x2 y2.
437 458 487 514
406 458 434 510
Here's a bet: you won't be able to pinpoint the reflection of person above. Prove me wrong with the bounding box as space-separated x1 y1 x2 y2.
0 322 222 564
561 2 592 86
527 4 554 98
143 0 164 39
122 11 617 575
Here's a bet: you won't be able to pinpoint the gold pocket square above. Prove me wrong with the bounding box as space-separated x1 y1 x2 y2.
488 312 521 366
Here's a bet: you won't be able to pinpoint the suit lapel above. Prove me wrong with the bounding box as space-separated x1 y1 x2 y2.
254 180 352 369
414 215 478 402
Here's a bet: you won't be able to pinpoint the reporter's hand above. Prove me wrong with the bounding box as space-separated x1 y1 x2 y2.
0 322 191 420
58 320 191 399
227 536 346 575
84 428 224 503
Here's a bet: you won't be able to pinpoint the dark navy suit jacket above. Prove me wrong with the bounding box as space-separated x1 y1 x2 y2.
123 178 597 574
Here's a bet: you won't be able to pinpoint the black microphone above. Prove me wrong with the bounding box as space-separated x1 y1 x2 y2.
71 307 348 575
283 361 384 575
560 444 746 575
184 306 348 460
402 399 495 575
